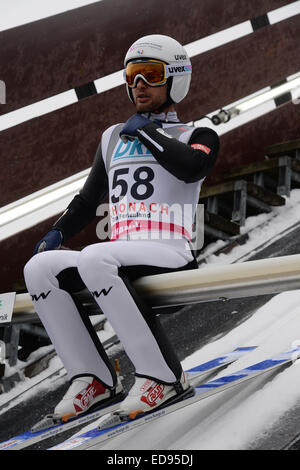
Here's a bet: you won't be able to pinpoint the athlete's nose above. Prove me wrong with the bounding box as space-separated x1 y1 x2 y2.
135 77 148 89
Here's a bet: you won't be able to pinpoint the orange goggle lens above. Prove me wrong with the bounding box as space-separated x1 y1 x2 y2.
125 60 167 88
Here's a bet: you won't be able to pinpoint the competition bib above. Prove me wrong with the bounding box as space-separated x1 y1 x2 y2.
101 124 203 243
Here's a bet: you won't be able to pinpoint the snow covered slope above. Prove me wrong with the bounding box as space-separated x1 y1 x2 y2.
68 290 300 450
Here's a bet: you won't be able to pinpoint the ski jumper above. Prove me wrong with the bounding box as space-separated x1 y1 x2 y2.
24 112 219 390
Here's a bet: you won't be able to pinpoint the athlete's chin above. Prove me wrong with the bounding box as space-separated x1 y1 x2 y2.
135 103 154 113
135 100 160 114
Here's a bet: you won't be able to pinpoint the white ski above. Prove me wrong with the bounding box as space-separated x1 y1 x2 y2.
0 346 255 450
50 346 300 450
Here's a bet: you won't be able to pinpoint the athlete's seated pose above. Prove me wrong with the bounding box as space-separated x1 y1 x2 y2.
24 35 220 420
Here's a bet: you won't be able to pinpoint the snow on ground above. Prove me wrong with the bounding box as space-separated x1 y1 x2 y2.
177 292 300 450
72 289 300 450
199 188 300 266
3 189 300 448
0 347 66 413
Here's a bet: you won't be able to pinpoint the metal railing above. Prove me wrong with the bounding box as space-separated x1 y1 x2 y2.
10 253 300 316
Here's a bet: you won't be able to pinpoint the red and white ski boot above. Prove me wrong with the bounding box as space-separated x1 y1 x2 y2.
116 371 194 419
54 376 124 422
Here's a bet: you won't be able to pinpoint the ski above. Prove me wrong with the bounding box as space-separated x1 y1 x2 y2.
50 346 300 451
0 346 255 450
185 346 257 381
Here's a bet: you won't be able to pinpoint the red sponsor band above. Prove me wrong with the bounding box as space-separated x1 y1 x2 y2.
141 384 165 407
74 380 105 412
110 219 192 242
191 143 211 155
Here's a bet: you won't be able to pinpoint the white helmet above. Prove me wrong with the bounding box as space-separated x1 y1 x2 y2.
124 34 192 106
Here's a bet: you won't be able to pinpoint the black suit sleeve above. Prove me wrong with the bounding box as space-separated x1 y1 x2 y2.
53 142 109 242
137 123 219 183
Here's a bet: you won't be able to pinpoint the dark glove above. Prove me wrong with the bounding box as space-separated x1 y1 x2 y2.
119 113 162 143
33 229 63 255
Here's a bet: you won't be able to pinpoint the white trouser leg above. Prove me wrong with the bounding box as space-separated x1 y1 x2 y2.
77 239 193 384
24 251 115 387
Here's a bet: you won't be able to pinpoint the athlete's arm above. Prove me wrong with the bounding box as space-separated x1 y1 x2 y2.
52 142 108 242
137 123 219 183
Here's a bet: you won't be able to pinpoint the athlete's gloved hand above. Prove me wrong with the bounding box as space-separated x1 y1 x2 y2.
33 229 63 255
120 113 162 143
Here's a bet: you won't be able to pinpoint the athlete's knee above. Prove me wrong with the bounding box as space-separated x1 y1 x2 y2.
78 244 117 285
24 251 58 288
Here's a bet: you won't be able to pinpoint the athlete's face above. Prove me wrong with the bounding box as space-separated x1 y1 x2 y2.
132 78 168 113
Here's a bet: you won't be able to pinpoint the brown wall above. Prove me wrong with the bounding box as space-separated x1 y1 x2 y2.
0 0 293 114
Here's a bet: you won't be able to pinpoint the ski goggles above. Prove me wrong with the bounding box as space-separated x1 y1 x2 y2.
124 59 192 88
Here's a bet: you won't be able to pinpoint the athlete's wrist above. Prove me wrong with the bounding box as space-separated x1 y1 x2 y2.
33 229 63 255
119 113 162 143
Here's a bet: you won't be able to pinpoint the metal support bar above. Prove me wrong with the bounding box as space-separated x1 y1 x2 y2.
232 181 247 225
9 254 300 314
0 340 5 378
277 156 291 196
3 325 21 367
246 194 272 213
204 225 235 241
134 253 300 308
207 196 218 215
253 172 264 187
